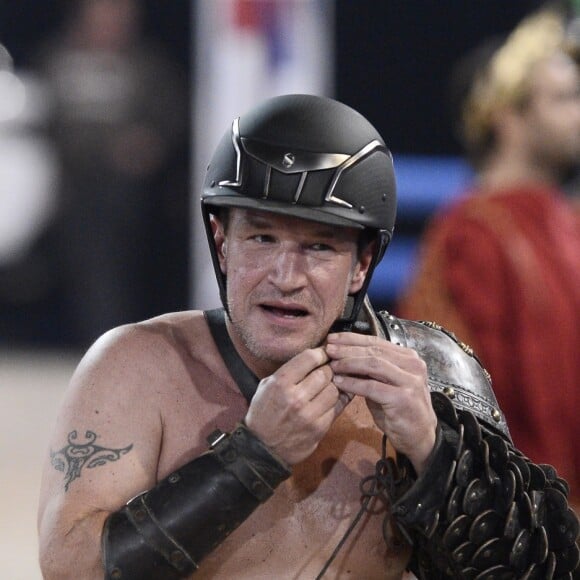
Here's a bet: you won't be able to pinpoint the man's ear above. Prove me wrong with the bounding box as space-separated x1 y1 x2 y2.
349 241 375 294
210 215 227 274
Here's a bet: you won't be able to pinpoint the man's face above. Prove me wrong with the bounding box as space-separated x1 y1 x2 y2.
211 208 373 377
523 52 580 174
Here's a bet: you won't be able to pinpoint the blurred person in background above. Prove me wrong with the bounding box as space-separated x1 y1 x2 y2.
397 8 580 509
35 0 188 347
563 6 580 204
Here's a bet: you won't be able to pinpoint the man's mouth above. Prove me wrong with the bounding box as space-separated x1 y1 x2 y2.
261 304 309 318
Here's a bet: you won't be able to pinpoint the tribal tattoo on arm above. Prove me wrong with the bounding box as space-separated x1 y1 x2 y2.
50 430 133 491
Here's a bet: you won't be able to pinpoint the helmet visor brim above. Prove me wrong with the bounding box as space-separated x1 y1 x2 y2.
203 195 365 230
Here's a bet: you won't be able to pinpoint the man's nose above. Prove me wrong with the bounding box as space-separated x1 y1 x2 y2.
267 248 308 291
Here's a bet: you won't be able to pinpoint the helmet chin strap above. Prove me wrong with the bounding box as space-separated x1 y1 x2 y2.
330 291 371 334
330 230 390 333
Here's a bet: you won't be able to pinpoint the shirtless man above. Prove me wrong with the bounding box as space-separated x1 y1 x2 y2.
38 94 579 579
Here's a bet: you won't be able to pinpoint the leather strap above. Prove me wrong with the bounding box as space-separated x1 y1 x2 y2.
204 308 259 403
102 424 291 579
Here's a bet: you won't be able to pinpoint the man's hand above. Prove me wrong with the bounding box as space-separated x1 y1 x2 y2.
245 347 350 465
325 332 437 474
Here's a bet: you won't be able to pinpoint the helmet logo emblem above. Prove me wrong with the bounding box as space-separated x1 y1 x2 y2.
282 153 295 168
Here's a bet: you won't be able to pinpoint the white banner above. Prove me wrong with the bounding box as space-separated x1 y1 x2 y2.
191 0 334 308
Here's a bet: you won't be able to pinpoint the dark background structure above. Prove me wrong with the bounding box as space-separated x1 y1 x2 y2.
1 1 543 151
0 0 546 347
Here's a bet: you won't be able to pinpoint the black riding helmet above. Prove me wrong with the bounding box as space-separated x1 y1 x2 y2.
201 94 397 329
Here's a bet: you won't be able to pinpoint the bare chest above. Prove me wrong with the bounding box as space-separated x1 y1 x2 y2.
159 381 410 578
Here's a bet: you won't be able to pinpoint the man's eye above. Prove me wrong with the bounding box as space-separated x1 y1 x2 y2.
252 234 274 243
310 243 333 252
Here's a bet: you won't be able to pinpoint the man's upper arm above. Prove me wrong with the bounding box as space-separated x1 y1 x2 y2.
38 325 166 576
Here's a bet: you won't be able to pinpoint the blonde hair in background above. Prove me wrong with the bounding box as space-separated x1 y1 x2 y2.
462 10 566 154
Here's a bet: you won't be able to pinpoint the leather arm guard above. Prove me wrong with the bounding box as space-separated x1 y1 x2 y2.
387 393 580 579
101 423 291 579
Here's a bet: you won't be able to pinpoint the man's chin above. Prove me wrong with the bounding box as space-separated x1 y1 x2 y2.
249 342 308 365
249 328 327 362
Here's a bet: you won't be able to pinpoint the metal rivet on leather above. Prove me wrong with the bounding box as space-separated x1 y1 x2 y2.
252 480 265 493
446 485 464 522
452 540 476 565
469 509 502 545
463 478 492 517
456 449 475 487
224 449 237 462
498 469 516 511
510 528 531 571
472 537 509 569
442 514 471 551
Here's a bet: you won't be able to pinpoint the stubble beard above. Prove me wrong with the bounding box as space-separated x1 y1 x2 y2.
227 287 351 367
229 309 321 366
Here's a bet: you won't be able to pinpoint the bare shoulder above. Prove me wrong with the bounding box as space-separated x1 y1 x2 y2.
52 309 244 469
39 310 244 521
62 310 221 410
71 310 208 386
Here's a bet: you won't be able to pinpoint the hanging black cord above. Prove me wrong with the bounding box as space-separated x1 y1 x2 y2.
315 435 400 579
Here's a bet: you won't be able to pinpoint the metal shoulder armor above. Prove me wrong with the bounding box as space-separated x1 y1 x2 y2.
378 311 510 441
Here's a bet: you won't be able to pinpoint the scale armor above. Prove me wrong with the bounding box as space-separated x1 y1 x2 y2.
371 310 579 579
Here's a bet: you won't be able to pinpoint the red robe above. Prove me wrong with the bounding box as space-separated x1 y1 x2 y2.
397 184 580 503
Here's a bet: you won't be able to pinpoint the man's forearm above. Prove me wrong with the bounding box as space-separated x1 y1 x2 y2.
39 506 109 580
388 394 579 578
102 423 291 579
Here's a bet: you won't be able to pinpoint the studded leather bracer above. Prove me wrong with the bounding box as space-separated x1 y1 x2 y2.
369 310 580 579
102 423 291 579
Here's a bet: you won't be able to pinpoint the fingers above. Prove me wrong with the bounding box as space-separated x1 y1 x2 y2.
274 346 330 386
325 331 437 474
326 333 427 393
245 347 349 465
